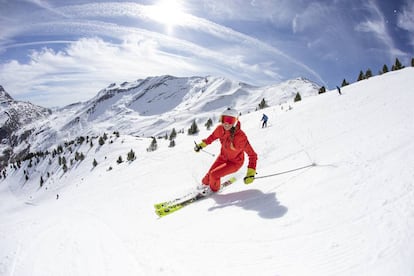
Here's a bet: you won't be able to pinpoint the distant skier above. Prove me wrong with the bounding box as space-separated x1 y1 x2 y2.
336 86 342 95
194 108 258 192
261 113 268 128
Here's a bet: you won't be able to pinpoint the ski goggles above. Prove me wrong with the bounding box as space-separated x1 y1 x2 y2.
221 115 237 125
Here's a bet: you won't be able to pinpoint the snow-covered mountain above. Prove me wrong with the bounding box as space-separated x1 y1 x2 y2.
54 75 318 137
0 85 52 168
1 67 413 276
0 75 319 169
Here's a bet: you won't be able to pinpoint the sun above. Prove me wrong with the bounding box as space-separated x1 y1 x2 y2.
147 0 186 33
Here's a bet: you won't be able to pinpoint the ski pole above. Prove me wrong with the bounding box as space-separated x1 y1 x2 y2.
201 149 215 157
194 141 215 157
255 162 316 179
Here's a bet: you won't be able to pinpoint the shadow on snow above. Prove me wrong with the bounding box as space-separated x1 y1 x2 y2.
209 189 287 219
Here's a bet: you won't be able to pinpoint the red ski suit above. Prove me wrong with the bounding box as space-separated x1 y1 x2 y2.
201 121 258 192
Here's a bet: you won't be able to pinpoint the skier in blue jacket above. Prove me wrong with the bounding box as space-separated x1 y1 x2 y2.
261 113 268 128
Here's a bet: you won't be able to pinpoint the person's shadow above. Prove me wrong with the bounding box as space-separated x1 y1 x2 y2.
209 189 287 219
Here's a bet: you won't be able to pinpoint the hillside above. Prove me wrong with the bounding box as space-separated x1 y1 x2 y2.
0 76 318 169
0 68 414 275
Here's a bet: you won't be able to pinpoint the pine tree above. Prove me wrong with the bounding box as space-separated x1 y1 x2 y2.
77 136 85 145
357 70 365 81
99 136 105 146
169 128 177 140
169 140 176 148
187 120 199 135
365 68 373 79
392 58 404 71
93 159 98 167
382 64 389 74
205 118 213 130
40 176 44 187
127 149 136 161
294 92 302 102
318 86 326 94
341 79 349 87
117 156 123 164
258 98 268 109
411 58 414 67
147 137 158 152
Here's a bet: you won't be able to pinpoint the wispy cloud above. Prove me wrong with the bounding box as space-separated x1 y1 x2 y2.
355 1 407 59
192 0 300 27
0 33 292 107
397 0 414 47
52 2 317 74
0 1 412 107
26 0 69 17
0 1 324 107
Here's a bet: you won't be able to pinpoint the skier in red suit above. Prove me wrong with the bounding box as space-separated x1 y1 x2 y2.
194 108 258 192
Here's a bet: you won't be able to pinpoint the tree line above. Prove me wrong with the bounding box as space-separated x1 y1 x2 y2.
319 57 413 94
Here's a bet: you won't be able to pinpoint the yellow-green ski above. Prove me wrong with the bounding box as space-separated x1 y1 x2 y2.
154 177 236 217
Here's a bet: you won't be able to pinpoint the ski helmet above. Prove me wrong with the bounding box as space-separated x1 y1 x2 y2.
220 108 239 126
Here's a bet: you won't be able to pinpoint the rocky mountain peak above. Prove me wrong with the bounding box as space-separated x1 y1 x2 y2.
0 85 14 103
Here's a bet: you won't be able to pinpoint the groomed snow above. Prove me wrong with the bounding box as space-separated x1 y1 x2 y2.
1 68 414 275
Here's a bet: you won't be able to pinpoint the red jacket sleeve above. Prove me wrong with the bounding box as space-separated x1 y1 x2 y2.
244 140 257 170
203 125 223 145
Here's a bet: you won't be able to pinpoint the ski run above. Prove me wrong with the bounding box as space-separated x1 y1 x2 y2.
1 68 414 275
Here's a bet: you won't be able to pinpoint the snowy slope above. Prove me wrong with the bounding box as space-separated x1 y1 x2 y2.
0 68 414 276
9 75 318 157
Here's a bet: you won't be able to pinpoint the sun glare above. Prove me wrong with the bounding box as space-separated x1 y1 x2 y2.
147 0 186 33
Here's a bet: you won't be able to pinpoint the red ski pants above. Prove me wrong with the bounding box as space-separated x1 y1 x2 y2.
202 157 242 192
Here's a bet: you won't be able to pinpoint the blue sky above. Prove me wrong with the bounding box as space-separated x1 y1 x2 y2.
0 0 413 107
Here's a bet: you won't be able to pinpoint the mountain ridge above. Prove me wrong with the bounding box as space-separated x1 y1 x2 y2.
0 75 319 168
